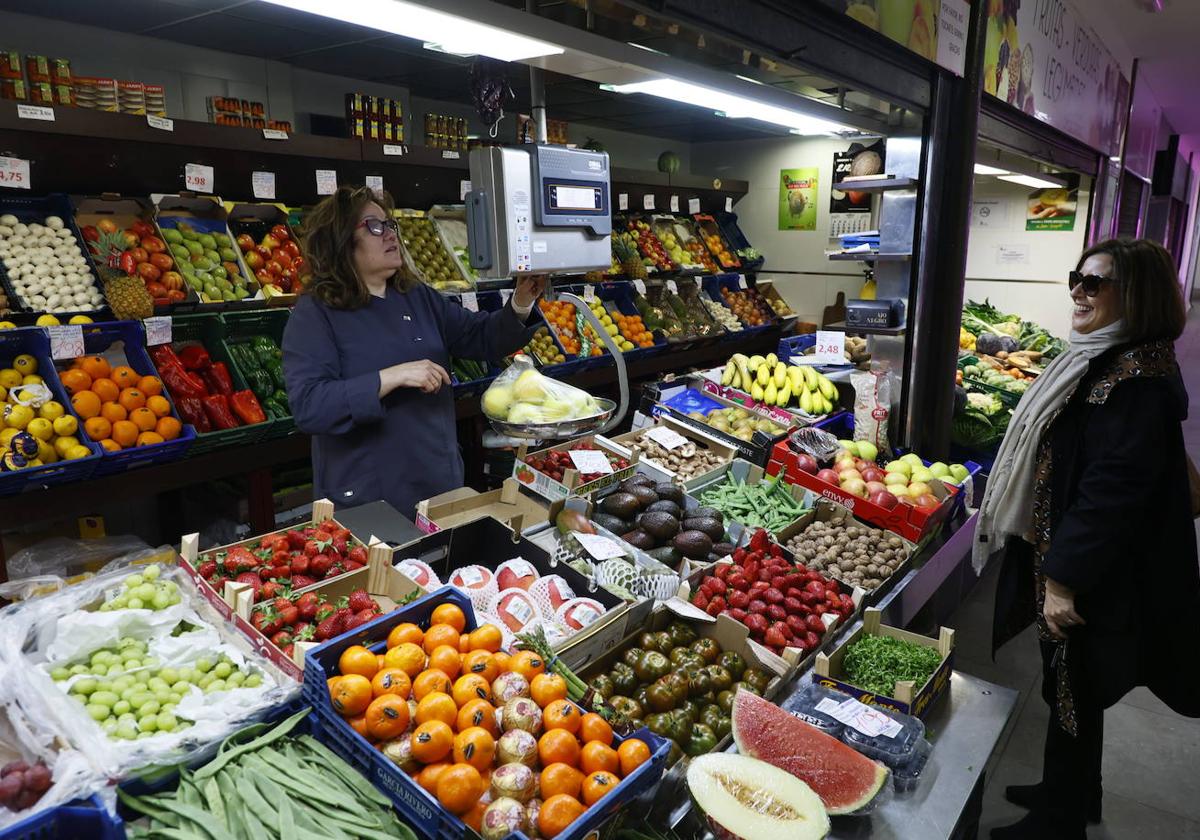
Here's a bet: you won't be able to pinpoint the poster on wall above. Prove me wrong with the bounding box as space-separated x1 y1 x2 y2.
984 0 1130 157
1026 187 1078 231
821 0 969 76
779 168 819 231
830 139 885 237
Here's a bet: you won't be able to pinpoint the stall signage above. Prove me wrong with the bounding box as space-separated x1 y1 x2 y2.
315 169 337 195
143 316 172 346
569 450 613 475
442 150 460 160
46 325 84 359
365 175 383 197
688 197 700 215
460 291 478 312
643 194 655 210
724 197 733 213
817 0 965 75
251 171 276 200
262 128 288 140
644 426 688 451
16 104 53 121
633 279 646 296
0 156 30 190
184 163 214 193
983 0 1129 156
575 532 627 561
147 114 174 131
583 284 595 302
618 193 629 210
459 180 472 200
383 144 406 156
669 195 679 212
813 330 846 365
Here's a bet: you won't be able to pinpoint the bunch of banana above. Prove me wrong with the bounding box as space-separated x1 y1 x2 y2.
719 353 837 415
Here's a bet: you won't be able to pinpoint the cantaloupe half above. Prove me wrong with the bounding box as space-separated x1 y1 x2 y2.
687 753 829 840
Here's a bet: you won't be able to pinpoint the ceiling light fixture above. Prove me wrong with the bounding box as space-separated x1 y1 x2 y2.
997 173 1066 189
973 163 1011 176
259 0 564 62
602 78 850 135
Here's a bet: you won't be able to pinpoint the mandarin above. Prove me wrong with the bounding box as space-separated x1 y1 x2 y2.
100 402 127 424
371 668 412 699
145 395 171 418
384 642 426 677
428 644 462 680
71 390 101 419
365 694 411 741
436 763 483 815
77 356 110 380
410 720 454 763
456 698 498 737
431 603 467 633
137 375 163 396
110 420 138 448
118 388 146 411
538 729 580 767
387 622 424 649
331 674 373 716
155 416 182 440
580 741 619 776
90 378 119 403
338 645 379 679
581 771 617 806
539 794 586 839
617 738 651 776
451 673 491 708
468 624 503 653
129 407 157 431
452 726 496 772
412 668 453 701
530 673 569 708
416 762 451 795
540 763 583 800
415 692 458 728
579 713 613 746
461 650 499 684
542 701 581 735
111 365 138 388
423 623 460 655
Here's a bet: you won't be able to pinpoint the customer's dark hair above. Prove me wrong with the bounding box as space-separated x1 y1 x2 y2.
1077 238 1187 343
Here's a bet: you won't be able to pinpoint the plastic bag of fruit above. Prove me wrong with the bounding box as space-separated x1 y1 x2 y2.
481 355 603 425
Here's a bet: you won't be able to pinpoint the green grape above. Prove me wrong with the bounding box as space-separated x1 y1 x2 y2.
106 664 125 677
134 671 151 685
136 731 156 740
101 719 119 735
137 700 160 717
117 712 137 725
113 676 135 693
134 583 156 602
195 657 213 674
73 678 98 696
128 691 152 709
86 703 110 721
168 692 183 704
170 680 189 694
137 715 158 733
91 691 119 707
204 680 226 694
69 664 88 676
156 712 177 732
113 700 131 716
161 703 176 715
154 689 172 704
147 677 168 692
151 592 171 610
244 674 262 688
125 574 144 589
127 598 144 610
143 565 161 581
115 723 138 740
213 662 232 679
225 671 245 687
142 657 159 669
197 674 215 690
123 659 141 670
50 667 69 681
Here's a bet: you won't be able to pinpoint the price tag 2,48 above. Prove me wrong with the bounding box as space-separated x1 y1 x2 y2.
568 449 613 475
0 156 30 190
46 325 84 360
143 316 172 346
813 330 847 365
184 163 214 193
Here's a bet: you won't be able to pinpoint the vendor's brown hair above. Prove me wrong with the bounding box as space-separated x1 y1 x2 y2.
301 186 414 309
1077 238 1187 344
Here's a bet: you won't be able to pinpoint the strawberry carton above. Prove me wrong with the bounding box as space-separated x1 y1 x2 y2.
414 477 549 535
513 435 638 501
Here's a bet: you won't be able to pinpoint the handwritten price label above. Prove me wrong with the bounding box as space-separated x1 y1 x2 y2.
725 196 734 212
574 532 627 561
633 279 647 296
365 175 383 196
143 316 172 346
441 150 460 160
813 330 846 365
568 449 613 475
0 157 30 190
737 275 748 290
643 194 655 210
251 171 276 200
262 128 288 140
460 291 478 312
147 114 173 131
666 280 678 295
583 284 596 302
645 425 688 450
184 163 214 193
688 197 701 214
46 325 84 360
618 193 629 211
315 169 338 195
669 195 679 212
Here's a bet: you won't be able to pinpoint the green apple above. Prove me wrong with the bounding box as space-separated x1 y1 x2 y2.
901 453 923 468
928 462 951 478
838 439 859 457
856 441 879 462
949 463 970 482
889 483 912 497
910 467 933 484
884 460 910 477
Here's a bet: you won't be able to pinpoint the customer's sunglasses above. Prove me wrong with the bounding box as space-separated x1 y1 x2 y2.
1068 270 1115 297
357 217 399 237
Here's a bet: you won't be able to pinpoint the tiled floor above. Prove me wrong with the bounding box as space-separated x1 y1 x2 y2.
961 301 1200 839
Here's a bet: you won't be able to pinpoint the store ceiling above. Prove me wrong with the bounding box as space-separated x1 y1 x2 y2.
0 0 892 143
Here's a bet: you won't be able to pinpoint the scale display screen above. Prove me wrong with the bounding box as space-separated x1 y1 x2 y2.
547 182 604 213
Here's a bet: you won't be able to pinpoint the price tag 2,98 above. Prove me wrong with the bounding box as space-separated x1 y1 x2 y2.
46 325 84 360
0 156 30 190
813 330 847 365
184 163 214 193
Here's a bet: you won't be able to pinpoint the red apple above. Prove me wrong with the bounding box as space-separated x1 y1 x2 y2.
869 489 899 509
794 453 818 474
841 478 868 498
865 481 888 496
838 468 862 483
834 457 857 473
861 467 886 484
816 469 841 485
912 494 939 511
236 233 255 253
244 251 264 271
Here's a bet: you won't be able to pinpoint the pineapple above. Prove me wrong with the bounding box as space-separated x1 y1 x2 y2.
90 229 154 320
613 236 647 280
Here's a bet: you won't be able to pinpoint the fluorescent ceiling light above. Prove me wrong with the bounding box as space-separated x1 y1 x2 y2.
603 79 850 135
973 163 1011 176
260 0 564 62
997 173 1065 189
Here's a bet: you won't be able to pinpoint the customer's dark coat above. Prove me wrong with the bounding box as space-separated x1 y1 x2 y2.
993 340 1200 716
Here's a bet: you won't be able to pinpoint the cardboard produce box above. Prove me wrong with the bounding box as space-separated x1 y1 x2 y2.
815 607 955 719
605 416 737 491
687 459 814 539
414 478 549 535
513 435 638 502
151 193 261 303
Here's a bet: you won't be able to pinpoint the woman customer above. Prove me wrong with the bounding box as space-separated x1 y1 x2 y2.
283 186 545 519
977 238 1200 839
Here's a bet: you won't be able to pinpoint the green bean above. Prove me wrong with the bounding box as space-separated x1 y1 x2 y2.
296 735 392 808
195 707 311 780
201 778 225 830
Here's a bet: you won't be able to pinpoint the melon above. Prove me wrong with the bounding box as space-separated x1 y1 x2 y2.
687 753 829 840
731 689 888 815
658 150 681 174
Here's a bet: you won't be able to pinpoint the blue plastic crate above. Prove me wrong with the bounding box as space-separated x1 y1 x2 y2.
712 211 764 271
68 321 195 476
777 333 816 362
701 275 773 336
0 794 123 840
0 193 107 317
594 280 668 360
0 327 101 496
304 586 670 840
661 387 725 417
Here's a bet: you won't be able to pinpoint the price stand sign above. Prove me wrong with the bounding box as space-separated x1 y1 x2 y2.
813 330 846 365
0 156 30 189
184 163 214 193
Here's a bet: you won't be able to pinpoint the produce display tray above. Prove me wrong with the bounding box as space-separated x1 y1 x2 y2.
221 308 294 438
0 794 124 840
152 194 261 306
574 280 669 362
711 211 762 271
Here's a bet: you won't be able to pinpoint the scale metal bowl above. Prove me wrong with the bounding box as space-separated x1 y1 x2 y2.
487 397 617 440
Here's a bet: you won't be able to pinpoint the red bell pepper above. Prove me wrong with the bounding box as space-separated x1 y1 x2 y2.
178 345 211 371
201 361 233 396
174 396 210 432
152 348 208 400
229 390 266 425
201 394 239 430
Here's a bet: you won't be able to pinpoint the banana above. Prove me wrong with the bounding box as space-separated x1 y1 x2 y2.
765 352 778 368
748 354 766 372
773 363 787 388
756 364 770 387
777 383 791 407
751 382 765 402
721 361 735 386
799 390 813 414
787 366 805 392
801 365 818 391
822 395 834 415
764 381 777 405
818 374 836 401
733 355 752 391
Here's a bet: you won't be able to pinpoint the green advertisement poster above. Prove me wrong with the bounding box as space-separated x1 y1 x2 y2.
779 168 819 231
1026 188 1077 231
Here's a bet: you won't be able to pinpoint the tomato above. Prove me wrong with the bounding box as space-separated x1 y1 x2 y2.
137 262 162 282
149 252 173 271
166 289 187 302
141 237 166 254
130 247 148 264
270 224 290 241
236 233 255 253
145 281 168 298
81 225 99 243
131 220 155 239
97 219 119 235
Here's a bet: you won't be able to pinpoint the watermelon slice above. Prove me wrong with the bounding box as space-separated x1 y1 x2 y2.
731 688 888 815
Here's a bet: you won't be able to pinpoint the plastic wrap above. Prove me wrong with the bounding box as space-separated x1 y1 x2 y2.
851 369 894 456
3 536 154 584
480 356 602 424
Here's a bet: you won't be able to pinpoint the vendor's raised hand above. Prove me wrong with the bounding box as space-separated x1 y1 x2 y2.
514 275 549 309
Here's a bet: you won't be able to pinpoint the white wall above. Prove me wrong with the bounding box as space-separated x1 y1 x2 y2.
690 136 870 323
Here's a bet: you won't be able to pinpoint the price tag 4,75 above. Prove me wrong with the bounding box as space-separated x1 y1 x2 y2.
0 156 30 190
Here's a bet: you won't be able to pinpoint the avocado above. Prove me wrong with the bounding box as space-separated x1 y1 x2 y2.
646 500 682 519
620 474 655 492
681 517 725 543
691 506 724 522
712 542 736 557
638 511 681 542
653 483 684 505
620 529 656 551
673 530 714 559
601 492 641 520
592 513 632 535
628 485 661 509
648 546 683 566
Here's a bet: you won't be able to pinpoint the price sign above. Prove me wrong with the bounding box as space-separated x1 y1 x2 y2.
365 175 383 196
645 425 688 450
143 316 172 346
315 169 338 195
0 156 30 190
459 180 472 200
724 196 734 212
813 330 846 365
574 532 627 561
442 150 460 160
461 291 479 312
147 114 173 131
184 163 214 193
251 171 276 200
17 104 53 121
383 144 406 156
262 128 288 140
633 279 647 296
669 195 679 212
688 197 700 214
737 275 748 290
46 325 84 360
583 284 595 302
643 194 655 210
568 449 613 475
618 193 629 211
666 280 677 294
814 697 903 739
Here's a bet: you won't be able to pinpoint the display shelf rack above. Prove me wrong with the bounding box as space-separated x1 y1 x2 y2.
831 175 919 192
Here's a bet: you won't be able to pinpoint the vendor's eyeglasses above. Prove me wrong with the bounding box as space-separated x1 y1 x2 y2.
1068 271 1115 297
357 217 399 237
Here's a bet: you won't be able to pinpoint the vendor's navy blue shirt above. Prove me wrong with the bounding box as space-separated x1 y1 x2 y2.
282 283 533 519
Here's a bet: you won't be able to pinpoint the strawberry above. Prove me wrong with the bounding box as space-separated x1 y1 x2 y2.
347 589 374 613
333 607 353 633
343 560 363 573
309 555 332 578
304 537 333 558
291 575 316 590
328 562 347 577
319 520 339 534
228 546 257 571
271 549 291 568
271 629 294 647
330 535 348 556
277 604 299 626
345 608 378 632
314 616 340 641
235 572 263 599
270 566 292 580
294 623 315 642
286 530 306 550
314 603 335 623
252 608 281 636
222 555 242 575
296 592 320 620
348 546 368 565
196 560 217 579
290 556 310 576
282 643 295 659
259 581 284 601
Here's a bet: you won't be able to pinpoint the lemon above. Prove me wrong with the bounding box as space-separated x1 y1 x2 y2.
25 457 42 467
22 375 43 386
26 418 53 441
36 314 61 327
39 401 64 421
0 385 5 402
0 369 21 389
52 415 77 436
0 321 16 330
12 354 36 376
68 315 94 325
54 435 79 456
37 441 57 463
0 428 19 447
4 404 33 429
65 444 91 460
16 389 41 403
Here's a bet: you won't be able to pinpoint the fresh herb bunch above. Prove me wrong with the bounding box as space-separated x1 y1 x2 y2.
843 635 943 697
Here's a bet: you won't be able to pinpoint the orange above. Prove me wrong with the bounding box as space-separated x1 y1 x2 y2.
468 624 503 653
71 390 101 419
462 799 488 834
415 762 450 795
99 438 121 452
111 365 138 389
415 692 458 728
347 713 369 738
579 713 613 747
539 794 586 839
83 416 112 441
384 642 426 678
422 624 460 655
542 701 581 735
377 654 387 672
339 645 380 680
461 650 499 685
365 694 411 741
129 407 157 431
491 651 511 673
145 395 171 418
453 726 496 772
540 762 583 800
410 720 454 764
136 431 164 447
458 634 472 654
580 741 619 776
100 402 127 424
538 729 580 768
431 603 467 633
155 416 182 440
371 668 412 699
77 356 110 381
387 623 424 649
412 668 453 702
531 673 568 708
110 421 138 448
509 650 546 682
581 771 617 806
428 645 462 680
331 674 373 716
59 368 92 395
137 375 162 396
118 388 146 412
90 378 119 403
451 674 490 708
435 763 482 815
456 699 498 737
617 739 651 777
